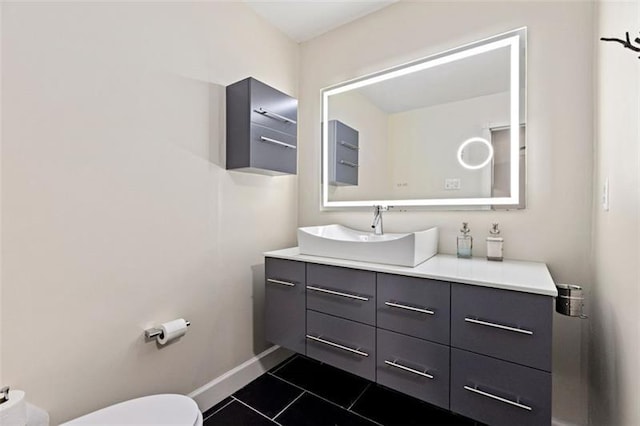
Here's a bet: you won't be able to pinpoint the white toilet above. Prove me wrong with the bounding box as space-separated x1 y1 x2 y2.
61 394 203 425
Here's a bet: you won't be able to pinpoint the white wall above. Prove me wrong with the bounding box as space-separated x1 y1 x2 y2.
590 1 640 425
299 2 593 424
0 2 3 389
1 3 298 424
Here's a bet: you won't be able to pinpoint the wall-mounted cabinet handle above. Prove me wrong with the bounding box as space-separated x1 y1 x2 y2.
384 360 434 379
339 160 359 168
464 317 533 335
464 385 532 411
306 334 369 357
267 278 296 287
307 285 369 301
385 301 435 315
254 107 297 125
259 136 297 150
340 141 359 151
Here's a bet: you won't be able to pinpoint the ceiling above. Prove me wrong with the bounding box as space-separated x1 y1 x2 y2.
244 1 397 43
355 46 511 113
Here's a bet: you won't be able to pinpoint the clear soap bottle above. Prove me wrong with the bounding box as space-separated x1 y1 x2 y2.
457 222 473 258
486 223 504 261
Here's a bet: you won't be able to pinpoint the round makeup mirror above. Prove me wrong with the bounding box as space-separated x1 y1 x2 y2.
457 137 494 170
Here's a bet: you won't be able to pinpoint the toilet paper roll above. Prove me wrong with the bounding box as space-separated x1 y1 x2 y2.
0 390 27 426
157 318 189 345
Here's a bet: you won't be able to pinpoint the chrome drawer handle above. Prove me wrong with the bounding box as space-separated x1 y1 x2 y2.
267 278 295 287
385 301 434 315
307 285 369 301
306 335 369 357
259 136 297 150
339 141 359 151
464 317 534 335
254 107 297 125
464 385 532 411
384 360 434 379
339 159 359 168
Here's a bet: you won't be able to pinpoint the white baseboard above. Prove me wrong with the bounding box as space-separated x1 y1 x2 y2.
188 345 293 412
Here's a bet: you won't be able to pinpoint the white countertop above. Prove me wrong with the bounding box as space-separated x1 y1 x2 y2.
264 247 558 297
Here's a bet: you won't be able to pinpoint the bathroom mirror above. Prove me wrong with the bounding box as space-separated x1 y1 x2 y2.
321 28 526 209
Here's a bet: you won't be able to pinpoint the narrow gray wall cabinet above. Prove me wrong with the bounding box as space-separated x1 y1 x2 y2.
226 77 298 175
328 120 359 185
264 257 553 426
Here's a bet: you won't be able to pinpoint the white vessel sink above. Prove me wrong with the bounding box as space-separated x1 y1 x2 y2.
297 224 438 267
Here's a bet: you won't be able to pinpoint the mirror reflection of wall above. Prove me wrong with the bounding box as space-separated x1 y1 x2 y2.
492 124 526 209
322 28 526 208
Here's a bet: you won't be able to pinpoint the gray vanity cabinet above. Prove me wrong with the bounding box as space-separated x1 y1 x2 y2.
227 77 298 175
306 264 376 325
451 349 551 426
376 328 450 409
451 284 553 371
264 258 306 354
264 256 554 426
328 120 359 186
377 274 450 345
307 310 376 381
449 284 552 426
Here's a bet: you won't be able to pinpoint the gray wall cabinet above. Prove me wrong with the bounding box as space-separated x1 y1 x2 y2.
328 120 359 185
227 77 298 175
264 257 554 426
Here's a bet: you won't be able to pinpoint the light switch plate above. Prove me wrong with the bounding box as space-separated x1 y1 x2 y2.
602 178 609 211
445 178 461 190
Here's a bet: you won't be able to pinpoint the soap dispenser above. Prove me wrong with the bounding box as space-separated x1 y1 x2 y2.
486 223 504 261
457 222 473 258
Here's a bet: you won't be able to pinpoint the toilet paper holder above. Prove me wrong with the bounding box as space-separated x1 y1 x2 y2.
144 321 191 342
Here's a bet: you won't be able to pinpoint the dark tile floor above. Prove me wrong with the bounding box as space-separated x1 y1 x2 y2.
202 355 480 426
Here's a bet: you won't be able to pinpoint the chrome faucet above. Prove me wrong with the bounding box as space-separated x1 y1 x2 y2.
371 205 387 235
0 386 9 404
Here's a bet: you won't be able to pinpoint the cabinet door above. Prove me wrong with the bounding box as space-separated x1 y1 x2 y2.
250 124 297 174
451 284 553 371
377 329 449 410
306 263 375 325
265 258 306 354
377 274 450 344
306 310 375 381
451 348 551 426
250 78 298 137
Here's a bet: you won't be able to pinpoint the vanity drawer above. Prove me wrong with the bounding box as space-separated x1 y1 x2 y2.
265 258 306 354
377 274 450 344
451 284 553 371
306 264 375 325
376 328 449 410
250 78 297 137
249 124 297 175
306 310 375 381
450 348 551 426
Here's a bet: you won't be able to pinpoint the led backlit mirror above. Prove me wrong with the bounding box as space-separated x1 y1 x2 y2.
321 28 526 209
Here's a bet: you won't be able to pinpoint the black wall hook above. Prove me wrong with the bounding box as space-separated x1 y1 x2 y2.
600 31 640 58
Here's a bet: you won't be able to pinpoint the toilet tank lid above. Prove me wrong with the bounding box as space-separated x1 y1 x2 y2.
61 394 200 425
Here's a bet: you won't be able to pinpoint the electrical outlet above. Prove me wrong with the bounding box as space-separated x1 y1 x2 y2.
602 178 609 211
445 178 461 190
